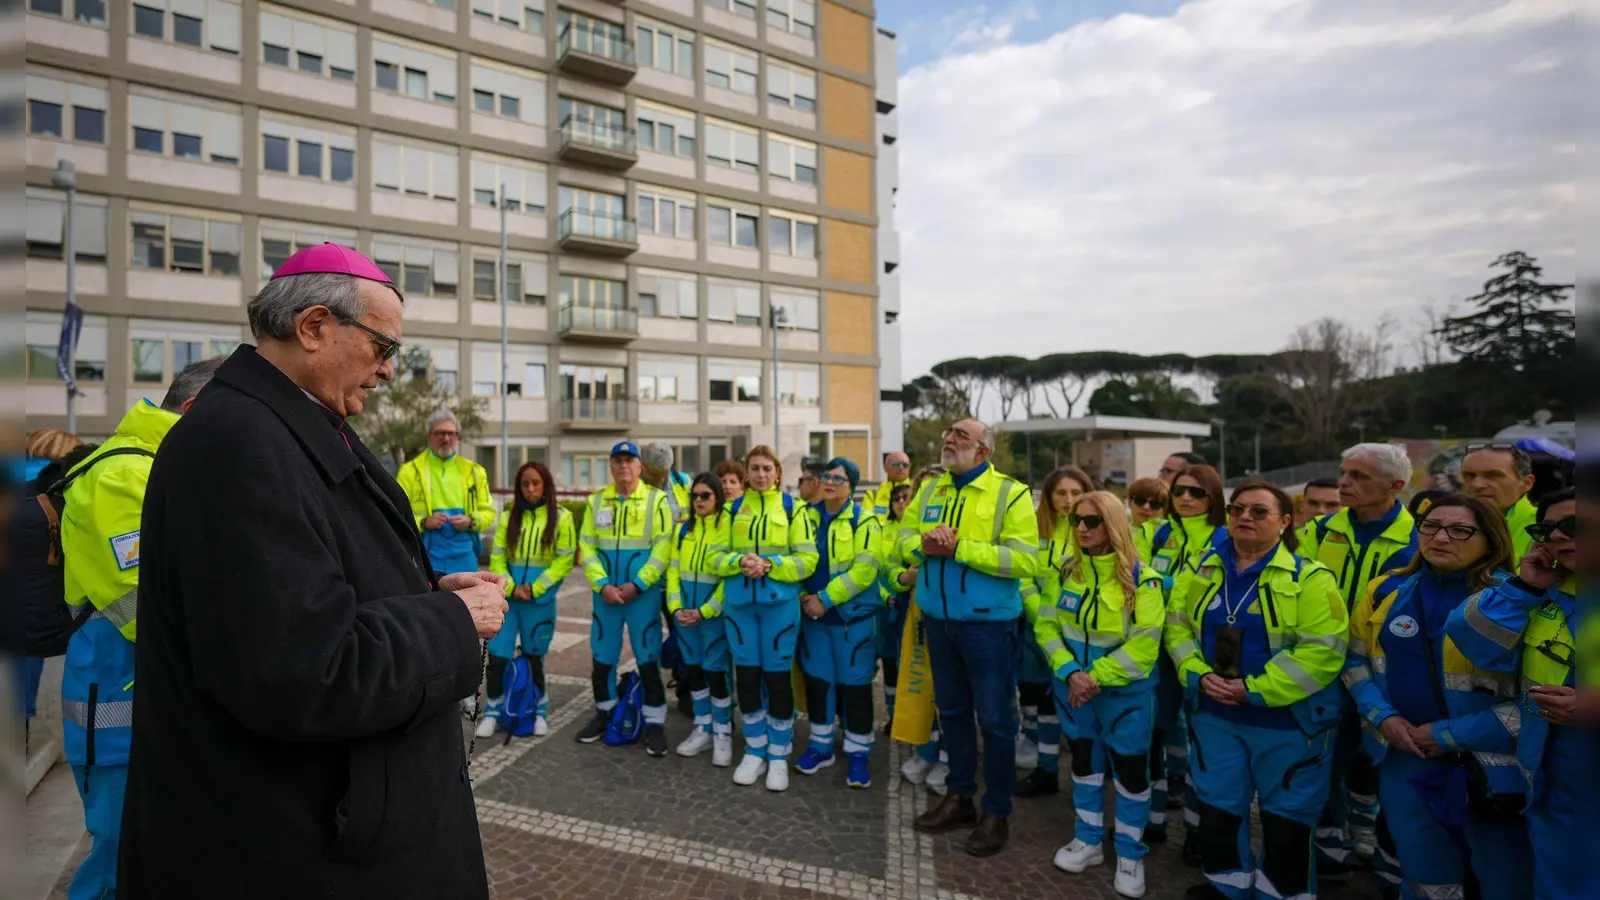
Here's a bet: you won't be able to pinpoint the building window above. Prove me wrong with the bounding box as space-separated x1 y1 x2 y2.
766 0 814 39
636 22 693 76
557 186 628 237
25 189 109 263
471 156 548 214
706 280 759 325
129 93 243 166
766 62 817 111
777 365 820 407
635 104 696 158
635 188 695 239
373 39 457 104
706 203 758 249
705 120 760 174
260 10 358 83
768 136 817 185
768 211 817 259
559 275 626 311
637 356 698 403
557 97 625 142
557 11 629 61
373 139 457 200
131 210 242 276
261 120 356 184
29 0 108 26
24 71 106 141
560 453 611 490
472 259 546 305
705 0 754 19
129 331 238 385
707 360 761 404
638 271 697 319
703 41 757 95
471 63 545 124
372 240 459 297
559 364 627 415
471 0 543 34
772 289 818 331
134 4 164 37
259 223 356 277
130 0 242 54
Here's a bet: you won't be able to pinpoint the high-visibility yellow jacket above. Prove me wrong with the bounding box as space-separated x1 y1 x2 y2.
714 488 818 606
804 500 883 618
1020 518 1073 625
1503 495 1538 566
895 463 1039 622
1165 542 1349 723
489 504 576 599
1301 504 1417 611
579 481 674 592
395 451 497 533
872 478 911 517
1035 551 1165 692
668 510 731 618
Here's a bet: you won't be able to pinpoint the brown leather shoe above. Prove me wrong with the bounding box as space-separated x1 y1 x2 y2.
964 814 1009 857
913 792 978 834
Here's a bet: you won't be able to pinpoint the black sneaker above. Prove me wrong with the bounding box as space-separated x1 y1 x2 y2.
1014 768 1059 798
576 711 608 744
644 724 668 758
1181 835 1204 868
1145 827 1168 845
1167 779 1187 809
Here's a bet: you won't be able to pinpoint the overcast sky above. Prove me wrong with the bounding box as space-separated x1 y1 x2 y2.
876 0 1575 382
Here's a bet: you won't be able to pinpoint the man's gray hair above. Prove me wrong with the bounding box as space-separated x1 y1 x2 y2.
248 272 371 342
1342 442 1412 485
425 408 458 433
160 357 225 411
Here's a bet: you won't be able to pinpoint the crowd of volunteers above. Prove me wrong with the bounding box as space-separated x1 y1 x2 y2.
18 245 1587 900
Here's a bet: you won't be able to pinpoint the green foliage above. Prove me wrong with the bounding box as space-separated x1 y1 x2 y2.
1439 252 1574 371
1087 372 1204 420
359 346 489 467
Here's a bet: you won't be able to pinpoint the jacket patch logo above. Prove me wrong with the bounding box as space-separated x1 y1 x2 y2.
594 508 615 529
1327 533 1347 544
1388 615 1419 638
922 504 944 524
110 531 141 571
1198 566 1217 580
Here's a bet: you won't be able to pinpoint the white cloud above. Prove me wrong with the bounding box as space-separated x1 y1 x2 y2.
893 0 1575 381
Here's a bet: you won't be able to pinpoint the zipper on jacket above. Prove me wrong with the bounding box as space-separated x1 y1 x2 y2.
1262 583 1280 628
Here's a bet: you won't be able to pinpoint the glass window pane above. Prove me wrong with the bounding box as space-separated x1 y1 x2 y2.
499 95 519 118
29 100 63 137
376 61 398 91
131 215 166 269
637 119 655 150
708 207 730 244
330 147 353 183
659 123 675 155
637 195 654 232
796 222 816 258
134 127 164 154
31 0 64 14
173 13 201 46
133 4 163 37
263 134 288 171
73 106 105 143
657 33 672 71
474 90 494 112
677 204 694 238
677 39 693 74
264 43 289 66
173 132 202 159
173 340 202 371
297 140 322 178
678 133 695 157
297 51 322 74
132 339 165 382
735 214 757 249
473 260 495 299
770 217 790 254
405 68 428 98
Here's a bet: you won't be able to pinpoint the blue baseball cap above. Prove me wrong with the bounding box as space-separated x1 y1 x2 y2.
610 441 640 458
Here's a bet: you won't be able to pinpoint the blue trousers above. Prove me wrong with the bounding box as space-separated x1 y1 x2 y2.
678 617 733 737
70 763 127 900
1017 625 1061 775
487 599 557 717
1055 683 1155 860
591 589 664 723
924 616 1018 817
1190 711 1335 900
800 616 877 755
727 601 801 760
1529 725 1582 900
1378 752 1532 900
1149 653 1191 834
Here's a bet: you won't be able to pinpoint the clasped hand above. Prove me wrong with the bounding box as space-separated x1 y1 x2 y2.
740 553 772 578
441 571 511 639
801 594 827 619
674 609 703 627
920 526 958 557
600 583 639 605
1066 671 1099 708
1378 715 1445 758
1200 673 1248 707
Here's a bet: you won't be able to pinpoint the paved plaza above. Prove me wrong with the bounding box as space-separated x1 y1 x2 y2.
31 573 1385 899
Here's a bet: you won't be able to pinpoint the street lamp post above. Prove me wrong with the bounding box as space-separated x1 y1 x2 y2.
1211 418 1227 483
53 160 78 434
498 182 510 488
770 304 788 466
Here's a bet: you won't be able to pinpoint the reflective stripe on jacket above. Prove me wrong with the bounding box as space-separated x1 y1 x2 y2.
489 504 576 599
895 465 1039 622
1020 518 1073 625
1035 551 1164 692
1302 505 1416 611
713 487 818 606
579 482 673 591
395 451 497 533
668 512 731 618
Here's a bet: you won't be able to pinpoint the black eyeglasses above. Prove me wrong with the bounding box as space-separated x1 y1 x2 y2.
1419 520 1480 541
691 491 716 501
1172 485 1209 501
1526 517 1576 543
1463 442 1531 467
1131 495 1164 508
1226 503 1276 521
1068 513 1104 530
336 315 402 363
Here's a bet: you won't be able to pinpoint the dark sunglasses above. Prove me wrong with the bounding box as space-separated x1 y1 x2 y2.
691 490 716 501
1068 513 1104 530
1525 517 1576 543
1130 495 1164 508
1172 485 1210 501
1419 520 1479 541
1226 503 1276 521
817 473 849 486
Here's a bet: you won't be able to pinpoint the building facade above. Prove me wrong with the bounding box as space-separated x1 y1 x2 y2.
22 0 886 490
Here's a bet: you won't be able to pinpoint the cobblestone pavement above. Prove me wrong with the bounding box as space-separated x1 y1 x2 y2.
472 575 1385 899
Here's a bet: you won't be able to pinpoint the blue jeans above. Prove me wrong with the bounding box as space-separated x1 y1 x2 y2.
923 616 1018 817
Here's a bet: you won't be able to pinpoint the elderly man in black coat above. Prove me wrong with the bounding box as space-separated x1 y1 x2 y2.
120 245 509 899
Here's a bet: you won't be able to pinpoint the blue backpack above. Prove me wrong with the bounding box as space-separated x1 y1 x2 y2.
499 656 541 741
603 671 645 745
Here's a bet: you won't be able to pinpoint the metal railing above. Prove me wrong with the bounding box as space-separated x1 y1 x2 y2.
557 208 637 243
558 117 637 154
558 303 638 334
557 396 637 423
557 22 636 64
1225 460 1341 489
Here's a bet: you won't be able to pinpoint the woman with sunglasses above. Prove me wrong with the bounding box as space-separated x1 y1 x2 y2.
1165 481 1347 900
1342 495 1530 900
1036 492 1164 898
480 462 576 738
1448 488 1580 900
716 445 818 791
1016 466 1096 799
1141 464 1227 849
1128 477 1169 561
667 474 736 765
876 483 914 735
795 458 884 789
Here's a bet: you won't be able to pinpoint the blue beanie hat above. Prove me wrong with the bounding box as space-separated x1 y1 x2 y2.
825 456 860 491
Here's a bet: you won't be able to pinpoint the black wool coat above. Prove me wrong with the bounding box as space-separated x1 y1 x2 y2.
119 345 488 899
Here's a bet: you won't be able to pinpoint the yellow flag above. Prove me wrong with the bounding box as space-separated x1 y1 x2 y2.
891 595 936 745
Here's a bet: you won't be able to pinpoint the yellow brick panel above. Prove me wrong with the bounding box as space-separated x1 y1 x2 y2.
824 218 874 285
832 432 869 469
821 74 872 144
823 147 873 215
821 2 872 75
825 291 874 355
826 365 877 425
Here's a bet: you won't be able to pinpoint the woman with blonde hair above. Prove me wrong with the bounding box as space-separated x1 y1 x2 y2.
1036 491 1165 898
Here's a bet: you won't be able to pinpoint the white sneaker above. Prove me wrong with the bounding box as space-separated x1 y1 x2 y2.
1016 734 1039 770
712 735 734 767
1351 827 1377 863
1113 857 1145 898
1052 839 1104 874
901 756 934 785
926 762 950 795
676 729 714 758
474 715 498 738
733 754 767 786
533 716 549 737
766 761 790 792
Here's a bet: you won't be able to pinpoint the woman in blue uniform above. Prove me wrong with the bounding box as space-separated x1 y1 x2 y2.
669 474 736 765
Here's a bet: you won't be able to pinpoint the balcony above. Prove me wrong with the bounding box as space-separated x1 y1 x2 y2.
557 24 637 85
557 117 637 170
559 303 639 342
557 209 638 256
558 396 636 431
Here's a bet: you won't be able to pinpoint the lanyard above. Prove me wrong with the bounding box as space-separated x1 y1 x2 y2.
1221 572 1263 626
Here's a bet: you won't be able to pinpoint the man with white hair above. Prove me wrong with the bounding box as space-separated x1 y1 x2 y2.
397 408 497 575
1303 442 1416 890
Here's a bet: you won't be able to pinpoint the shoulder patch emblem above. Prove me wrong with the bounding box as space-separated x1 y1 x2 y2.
1327 533 1347 544
1198 566 1216 580
1388 615 1419 638
110 531 141 571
